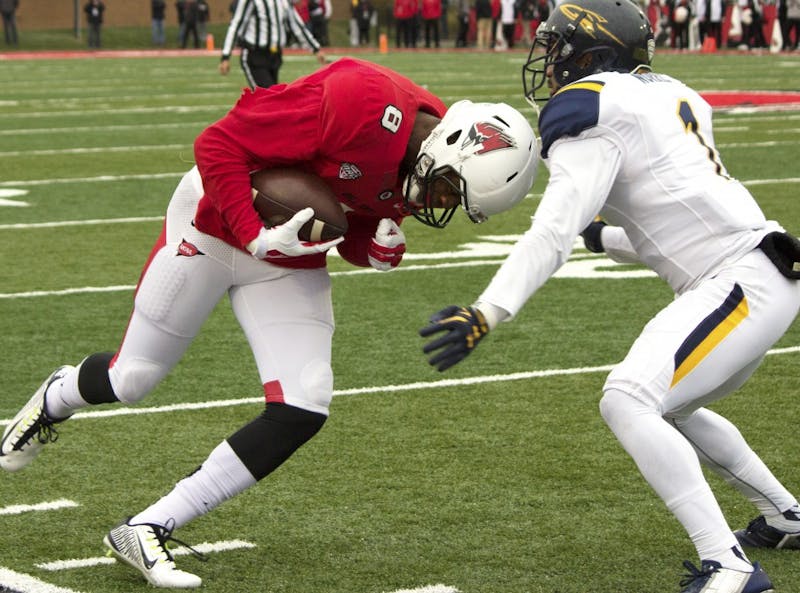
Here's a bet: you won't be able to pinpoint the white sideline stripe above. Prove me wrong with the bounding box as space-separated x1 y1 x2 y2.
36 540 256 572
0 144 189 157
0 285 137 299
0 499 79 516
0 216 163 230
385 586 459 593
0 104 226 119
2 346 799 427
0 260 509 299
0 567 84 593
0 172 185 187
0 121 210 136
0 198 28 207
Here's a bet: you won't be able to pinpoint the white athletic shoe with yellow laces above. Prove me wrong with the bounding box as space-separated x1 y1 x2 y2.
103 519 203 589
0 365 74 472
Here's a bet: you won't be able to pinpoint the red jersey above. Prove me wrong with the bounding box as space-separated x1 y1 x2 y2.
193 58 446 268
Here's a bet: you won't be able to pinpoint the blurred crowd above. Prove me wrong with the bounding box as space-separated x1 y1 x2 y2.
1 0 798 51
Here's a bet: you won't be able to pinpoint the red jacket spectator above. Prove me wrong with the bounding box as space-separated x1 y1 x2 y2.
394 0 417 19
422 0 442 20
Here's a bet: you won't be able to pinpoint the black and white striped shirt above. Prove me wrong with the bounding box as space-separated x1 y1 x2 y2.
221 0 321 59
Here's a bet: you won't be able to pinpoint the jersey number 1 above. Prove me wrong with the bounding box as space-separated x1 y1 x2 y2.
677 99 729 179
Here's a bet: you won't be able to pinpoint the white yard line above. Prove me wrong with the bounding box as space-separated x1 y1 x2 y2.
0 567 84 593
0 499 79 516
36 540 257 571
2 347 799 428
385 586 459 593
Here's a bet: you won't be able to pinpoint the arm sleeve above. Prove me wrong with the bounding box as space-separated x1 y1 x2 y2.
221 0 247 58
193 88 322 249
335 215 381 267
476 136 622 318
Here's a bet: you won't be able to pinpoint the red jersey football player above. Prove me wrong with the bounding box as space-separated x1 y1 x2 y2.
1 58 537 588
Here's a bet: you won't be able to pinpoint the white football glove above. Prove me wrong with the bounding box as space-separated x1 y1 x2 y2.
247 207 343 259
368 218 406 271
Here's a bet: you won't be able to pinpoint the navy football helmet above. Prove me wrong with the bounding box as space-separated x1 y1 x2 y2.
522 0 654 107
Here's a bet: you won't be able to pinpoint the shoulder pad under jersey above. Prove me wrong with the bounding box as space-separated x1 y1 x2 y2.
538 80 604 158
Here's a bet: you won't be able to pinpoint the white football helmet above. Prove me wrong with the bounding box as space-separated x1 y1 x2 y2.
404 100 539 228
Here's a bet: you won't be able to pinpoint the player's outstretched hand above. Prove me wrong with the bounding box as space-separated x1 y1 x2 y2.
419 305 489 372
248 207 343 259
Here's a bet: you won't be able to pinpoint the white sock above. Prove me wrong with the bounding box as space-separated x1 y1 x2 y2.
43 365 88 420
131 440 257 530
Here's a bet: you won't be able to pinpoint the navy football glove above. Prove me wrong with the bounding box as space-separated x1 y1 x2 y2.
419 305 489 372
580 219 607 253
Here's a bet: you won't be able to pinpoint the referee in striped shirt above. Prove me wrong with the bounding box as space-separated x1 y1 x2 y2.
219 0 327 89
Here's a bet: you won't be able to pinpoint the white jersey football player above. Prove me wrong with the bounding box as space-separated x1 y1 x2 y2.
420 1 800 591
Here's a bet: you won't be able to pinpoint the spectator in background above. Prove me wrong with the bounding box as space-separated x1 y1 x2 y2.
84 0 105 48
517 0 536 45
308 0 330 45
151 0 166 45
219 0 326 89
182 0 200 47
440 0 449 38
475 0 493 48
422 0 442 47
490 0 500 47
455 0 470 46
294 0 311 29
497 0 516 49
353 0 374 45
537 0 549 25
740 0 767 49
668 0 690 49
787 0 800 49
697 0 723 47
394 0 417 46
198 0 210 45
176 0 187 45
0 0 18 46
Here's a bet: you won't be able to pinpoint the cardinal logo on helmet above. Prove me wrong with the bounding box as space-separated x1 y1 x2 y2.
463 122 516 155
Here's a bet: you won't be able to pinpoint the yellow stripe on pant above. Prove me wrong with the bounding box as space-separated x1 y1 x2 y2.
671 283 749 388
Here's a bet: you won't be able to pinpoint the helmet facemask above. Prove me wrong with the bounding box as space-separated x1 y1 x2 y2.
403 151 466 229
524 20 619 106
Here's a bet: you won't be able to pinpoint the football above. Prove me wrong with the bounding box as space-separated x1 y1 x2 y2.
250 168 348 242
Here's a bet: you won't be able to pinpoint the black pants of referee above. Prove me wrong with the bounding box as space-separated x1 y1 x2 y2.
240 47 283 89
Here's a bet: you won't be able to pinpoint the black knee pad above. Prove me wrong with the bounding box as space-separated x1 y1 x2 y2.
226 403 326 481
78 352 118 404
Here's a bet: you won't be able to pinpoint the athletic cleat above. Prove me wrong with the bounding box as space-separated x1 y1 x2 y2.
735 514 800 550
679 560 774 593
0 366 74 472
103 518 204 588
